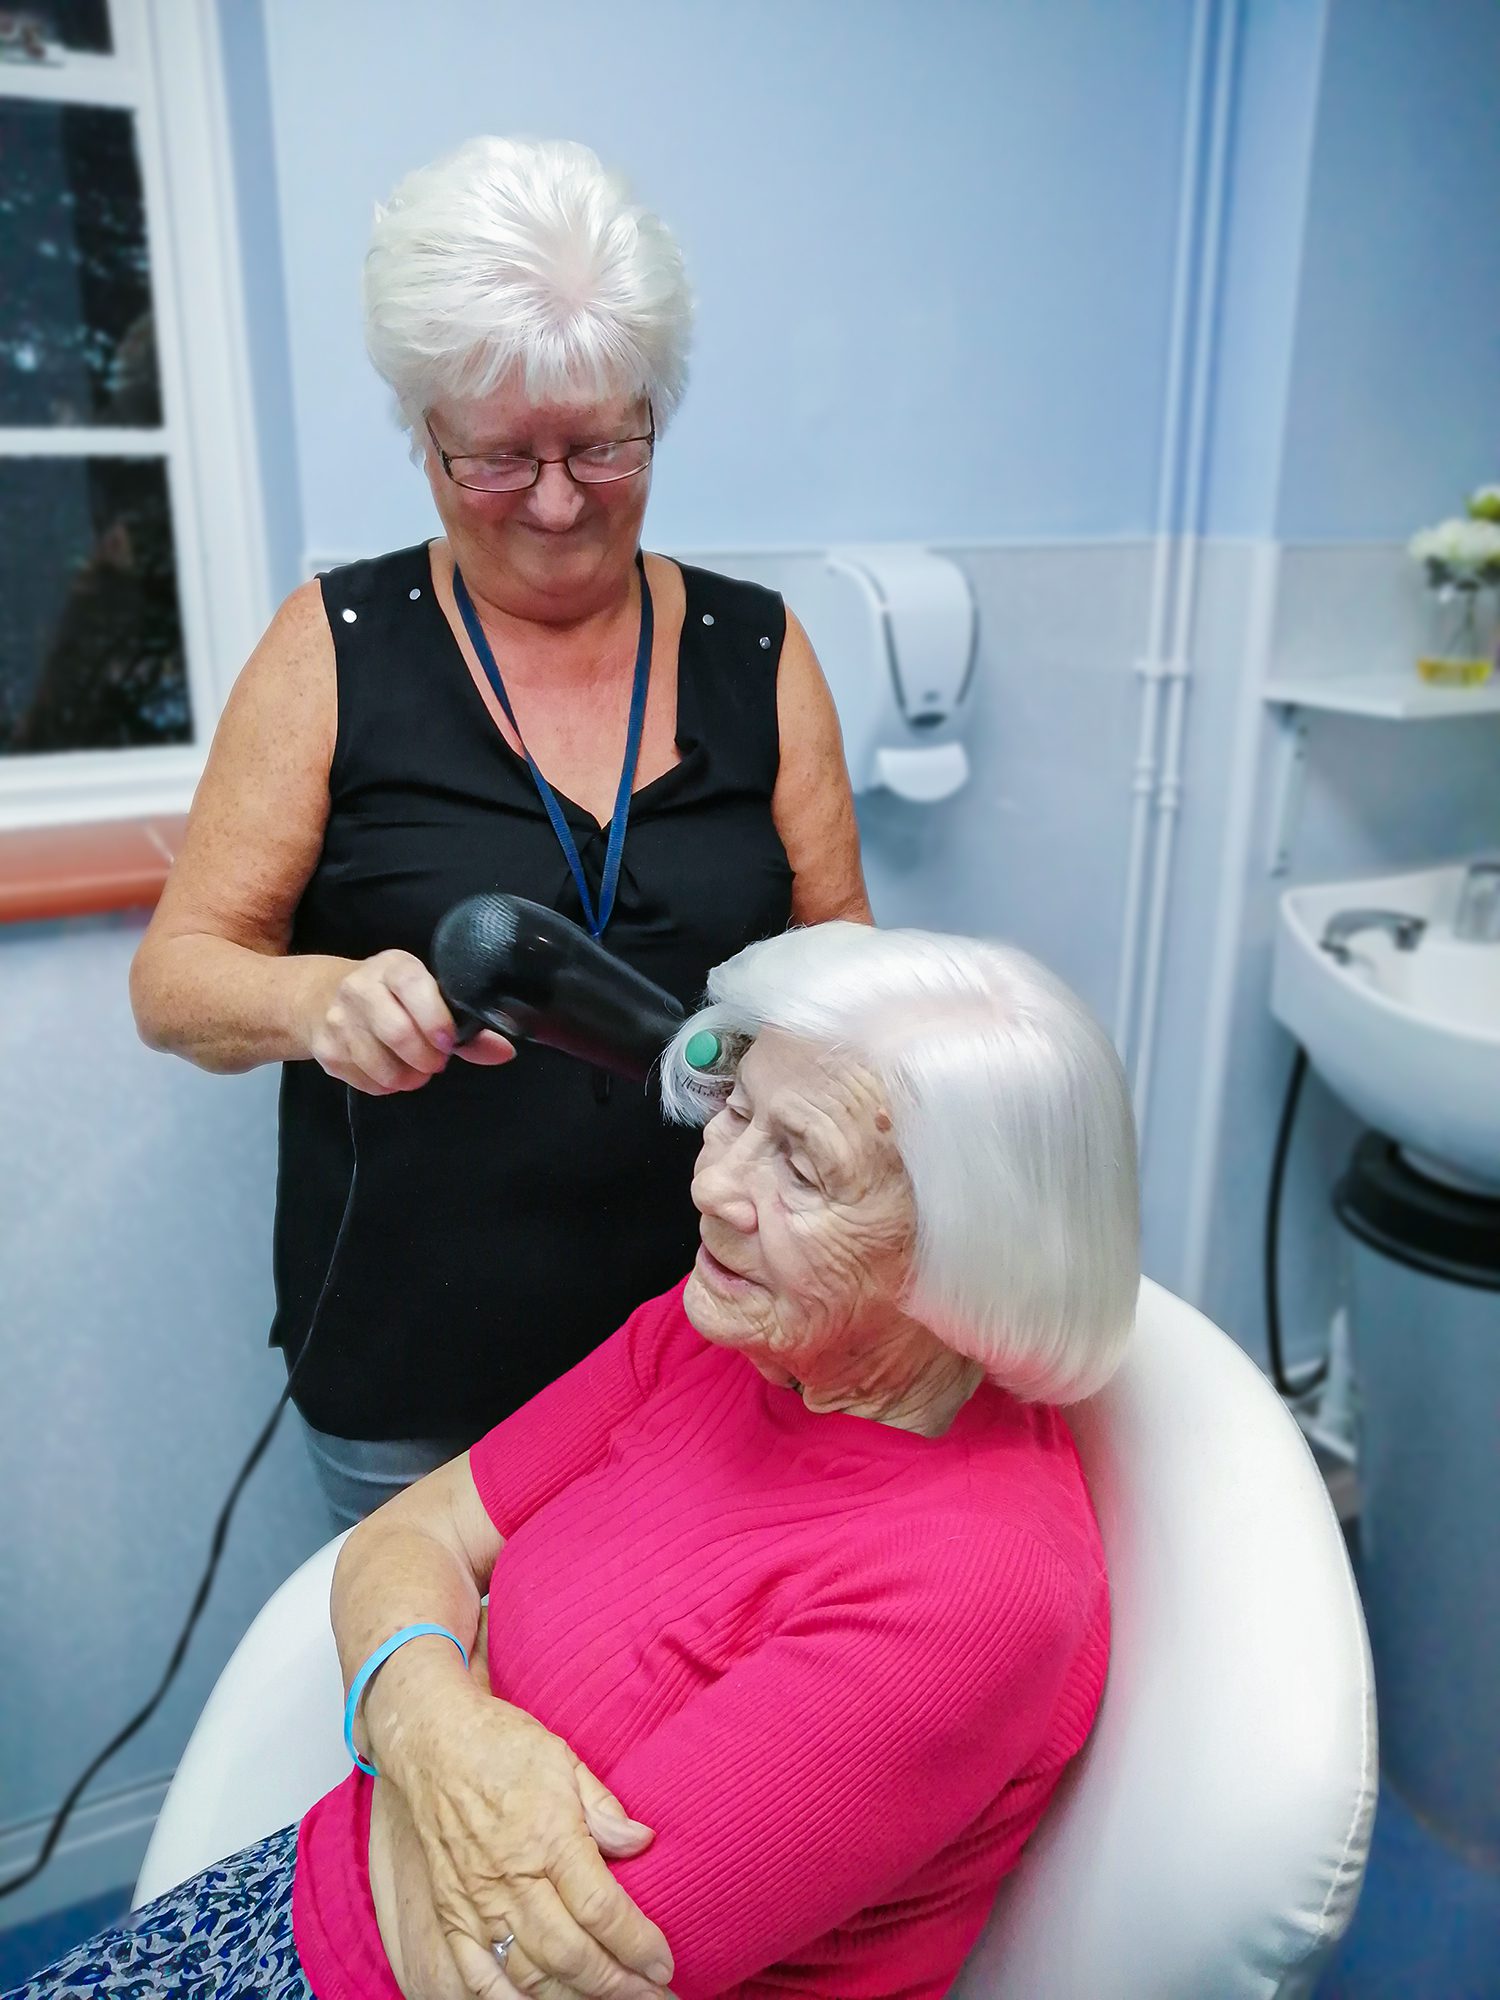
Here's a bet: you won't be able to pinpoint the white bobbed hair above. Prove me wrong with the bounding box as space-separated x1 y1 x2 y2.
363 136 693 432
661 925 1140 1406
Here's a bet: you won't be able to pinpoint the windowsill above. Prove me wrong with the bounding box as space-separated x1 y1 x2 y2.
0 814 187 926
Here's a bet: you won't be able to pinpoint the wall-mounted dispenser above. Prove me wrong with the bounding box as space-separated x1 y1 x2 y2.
673 545 978 802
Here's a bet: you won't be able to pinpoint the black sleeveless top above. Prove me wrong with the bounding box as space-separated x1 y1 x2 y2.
272 544 793 1440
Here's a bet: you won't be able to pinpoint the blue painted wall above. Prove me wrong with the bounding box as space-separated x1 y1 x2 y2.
243 0 1500 556
1199 0 1328 538
1276 0 1500 539
259 0 1194 562
1119 0 1500 544
216 0 304 599
0 916 331 1911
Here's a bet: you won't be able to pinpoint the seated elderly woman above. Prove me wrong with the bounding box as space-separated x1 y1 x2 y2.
11 924 1138 2000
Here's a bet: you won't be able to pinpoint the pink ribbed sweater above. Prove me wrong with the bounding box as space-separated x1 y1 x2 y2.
294 1281 1108 2000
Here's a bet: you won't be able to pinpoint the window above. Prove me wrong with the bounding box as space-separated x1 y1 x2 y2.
0 0 270 829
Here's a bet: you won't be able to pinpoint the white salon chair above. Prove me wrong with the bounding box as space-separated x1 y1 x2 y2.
136 1279 1376 1997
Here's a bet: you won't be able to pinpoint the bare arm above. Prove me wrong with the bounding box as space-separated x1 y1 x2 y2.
340 1459 674 2000
129 582 511 1090
331 1453 500 1714
129 582 345 1072
772 609 874 927
340 1459 503 2000
348 1464 501 2000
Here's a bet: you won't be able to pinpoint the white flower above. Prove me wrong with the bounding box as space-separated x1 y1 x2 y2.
1408 516 1500 576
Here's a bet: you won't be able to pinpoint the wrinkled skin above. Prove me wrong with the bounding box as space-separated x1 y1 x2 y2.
684 1031 982 1434
369 1608 670 2000
423 381 652 628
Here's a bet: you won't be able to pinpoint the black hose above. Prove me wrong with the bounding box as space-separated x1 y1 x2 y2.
1264 1044 1327 1399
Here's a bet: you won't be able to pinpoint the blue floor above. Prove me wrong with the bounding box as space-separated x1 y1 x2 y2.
0 1886 129 1991
1317 1783 1500 2000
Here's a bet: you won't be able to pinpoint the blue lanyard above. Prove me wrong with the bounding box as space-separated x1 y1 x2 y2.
452 554 654 941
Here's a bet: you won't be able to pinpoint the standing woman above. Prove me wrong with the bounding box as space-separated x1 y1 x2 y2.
130 137 868 1523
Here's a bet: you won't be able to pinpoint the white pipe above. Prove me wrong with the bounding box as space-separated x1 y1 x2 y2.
1132 0 1241 1142
1113 0 1215 1064
1116 666 1166 1060
1179 540 1280 1304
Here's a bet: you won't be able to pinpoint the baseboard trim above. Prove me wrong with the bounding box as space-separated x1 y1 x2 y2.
0 1774 170 1930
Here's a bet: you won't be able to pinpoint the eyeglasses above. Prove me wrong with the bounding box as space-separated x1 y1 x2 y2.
425 406 656 494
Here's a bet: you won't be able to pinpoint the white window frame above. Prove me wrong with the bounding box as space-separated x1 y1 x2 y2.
0 0 271 830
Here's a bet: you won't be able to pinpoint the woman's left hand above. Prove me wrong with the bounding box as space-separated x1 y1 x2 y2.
369 1770 477 2000
364 1629 675 2000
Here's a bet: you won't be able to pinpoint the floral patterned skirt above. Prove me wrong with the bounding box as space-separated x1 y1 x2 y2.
3 1825 313 2000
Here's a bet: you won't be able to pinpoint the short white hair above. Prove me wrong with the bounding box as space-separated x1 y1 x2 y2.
363 136 692 432
661 925 1140 1405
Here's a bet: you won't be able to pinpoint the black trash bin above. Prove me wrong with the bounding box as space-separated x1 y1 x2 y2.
1335 1134 1500 1861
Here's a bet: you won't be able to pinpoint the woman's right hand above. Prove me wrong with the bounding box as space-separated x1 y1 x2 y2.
303 949 515 1095
369 1663 675 2000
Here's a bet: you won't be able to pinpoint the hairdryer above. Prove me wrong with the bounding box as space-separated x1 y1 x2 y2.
431 893 686 1082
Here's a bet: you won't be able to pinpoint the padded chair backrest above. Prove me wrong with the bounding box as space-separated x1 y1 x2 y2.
133 1529 351 1908
137 1282 1376 2000
951 1277 1376 2000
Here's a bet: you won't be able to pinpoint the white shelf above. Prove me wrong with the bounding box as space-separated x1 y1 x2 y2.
1262 672 1500 720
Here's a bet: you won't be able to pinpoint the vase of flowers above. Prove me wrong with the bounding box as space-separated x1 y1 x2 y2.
1408 489 1500 686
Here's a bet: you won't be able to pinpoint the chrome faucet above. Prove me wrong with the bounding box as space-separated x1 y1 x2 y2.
1454 859 1500 943
1320 909 1427 965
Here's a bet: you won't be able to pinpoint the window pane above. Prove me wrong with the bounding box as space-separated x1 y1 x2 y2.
2 2 113 57
0 456 192 754
0 98 160 426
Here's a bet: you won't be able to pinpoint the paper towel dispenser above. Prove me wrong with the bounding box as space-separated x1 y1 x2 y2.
671 544 978 802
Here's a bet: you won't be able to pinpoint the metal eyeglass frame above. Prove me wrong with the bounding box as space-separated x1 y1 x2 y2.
425 404 656 493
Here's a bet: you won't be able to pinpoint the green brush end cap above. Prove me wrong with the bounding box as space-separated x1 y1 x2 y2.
684 1030 722 1072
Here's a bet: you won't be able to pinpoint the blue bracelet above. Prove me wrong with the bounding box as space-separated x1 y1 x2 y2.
343 1622 469 1776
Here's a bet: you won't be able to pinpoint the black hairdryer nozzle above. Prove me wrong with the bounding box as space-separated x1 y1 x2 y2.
431 893 686 1082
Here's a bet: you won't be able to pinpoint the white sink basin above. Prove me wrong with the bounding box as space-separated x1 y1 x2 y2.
1272 862 1500 1192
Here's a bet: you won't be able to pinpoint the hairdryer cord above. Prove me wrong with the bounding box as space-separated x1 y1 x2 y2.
0 1086 358 1903
0 1378 295 1901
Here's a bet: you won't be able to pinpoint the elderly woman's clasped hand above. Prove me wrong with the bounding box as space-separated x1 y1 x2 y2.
361 1609 675 2000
